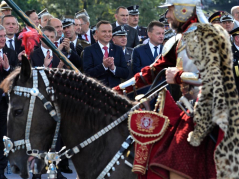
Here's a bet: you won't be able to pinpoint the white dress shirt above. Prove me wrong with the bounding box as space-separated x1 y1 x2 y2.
81 29 91 43
41 45 53 58
148 41 161 57
98 41 116 74
6 37 15 50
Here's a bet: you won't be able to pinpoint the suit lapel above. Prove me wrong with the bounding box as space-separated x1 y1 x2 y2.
37 49 45 66
145 43 154 62
94 43 104 61
90 31 96 44
109 43 115 57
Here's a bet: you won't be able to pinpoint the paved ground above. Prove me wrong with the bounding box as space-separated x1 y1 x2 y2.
5 160 77 179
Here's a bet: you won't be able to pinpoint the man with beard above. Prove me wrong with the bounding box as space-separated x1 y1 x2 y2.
132 21 164 74
113 0 220 178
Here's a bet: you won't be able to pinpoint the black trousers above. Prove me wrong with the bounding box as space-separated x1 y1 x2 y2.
0 97 8 173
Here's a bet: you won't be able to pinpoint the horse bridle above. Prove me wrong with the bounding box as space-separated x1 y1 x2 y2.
3 67 165 178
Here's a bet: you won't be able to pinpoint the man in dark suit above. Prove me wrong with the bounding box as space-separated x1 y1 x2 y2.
132 21 164 74
2 15 25 55
112 25 133 80
30 25 81 72
0 25 18 179
75 9 96 45
83 20 129 88
112 6 139 48
230 27 239 93
127 5 148 44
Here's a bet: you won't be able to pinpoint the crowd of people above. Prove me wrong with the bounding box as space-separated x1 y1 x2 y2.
0 0 239 178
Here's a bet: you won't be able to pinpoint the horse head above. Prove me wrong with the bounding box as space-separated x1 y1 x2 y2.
1 56 57 178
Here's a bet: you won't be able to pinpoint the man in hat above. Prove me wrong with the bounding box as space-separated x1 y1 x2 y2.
112 25 133 80
83 20 129 88
230 27 239 93
220 12 234 33
113 0 227 178
0 1 11 15
208 11 224 25
132 21 164 74
61 18 83 69
74 18 91 49
127 5 148 44
75 9 96 45
112 6 139 48
38 9 53 28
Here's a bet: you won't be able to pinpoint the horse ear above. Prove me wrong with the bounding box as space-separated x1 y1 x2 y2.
20 56 31 83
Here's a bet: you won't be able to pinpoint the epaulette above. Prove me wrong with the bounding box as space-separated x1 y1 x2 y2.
162 34 182 57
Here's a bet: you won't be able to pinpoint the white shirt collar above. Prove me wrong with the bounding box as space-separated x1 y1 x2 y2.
116 21 120 27
6 37 15 49
71 38 78 48
234 43 239 51
148 41 161 56
133 26 137 30
98 41 110 54
41 45 53 57
148 41 161 49
81 28 91 43
26 26 31 32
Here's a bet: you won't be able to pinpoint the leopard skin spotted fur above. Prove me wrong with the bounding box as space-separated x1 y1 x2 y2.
183 23 239 178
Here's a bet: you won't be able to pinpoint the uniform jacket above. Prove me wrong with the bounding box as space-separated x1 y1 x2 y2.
112 22 139 48
232 43 239 92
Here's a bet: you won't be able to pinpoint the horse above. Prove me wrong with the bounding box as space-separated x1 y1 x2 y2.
0 57 137 179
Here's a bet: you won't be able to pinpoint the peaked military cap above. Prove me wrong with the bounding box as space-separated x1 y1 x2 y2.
159 12 169 25
75 9 90 19
62 18 75 28
230 27 239 37
220 12 234 22
208 11 224 23
37 8 49 19
91 25 97 35
112 26 127 36
127 5 139 15
0 1 12 11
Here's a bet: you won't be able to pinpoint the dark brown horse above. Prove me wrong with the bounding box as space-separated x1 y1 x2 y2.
0 57 137 179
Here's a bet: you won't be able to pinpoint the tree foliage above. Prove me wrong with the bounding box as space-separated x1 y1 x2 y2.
12 0 165 27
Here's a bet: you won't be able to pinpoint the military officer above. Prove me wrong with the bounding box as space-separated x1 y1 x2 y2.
112 25 133 80
127 5 148 44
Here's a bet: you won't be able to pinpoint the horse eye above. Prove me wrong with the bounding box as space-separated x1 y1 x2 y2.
13 109 23 117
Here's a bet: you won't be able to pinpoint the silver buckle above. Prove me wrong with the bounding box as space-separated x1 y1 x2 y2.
44 101 52 110
62 149 73 159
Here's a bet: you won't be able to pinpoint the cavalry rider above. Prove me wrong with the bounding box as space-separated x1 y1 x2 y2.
113 0 218 178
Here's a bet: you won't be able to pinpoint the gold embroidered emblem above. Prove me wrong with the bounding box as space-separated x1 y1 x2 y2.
135 145 148 164
135 114 159 133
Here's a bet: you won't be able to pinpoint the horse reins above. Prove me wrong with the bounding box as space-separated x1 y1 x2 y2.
3 67 167 179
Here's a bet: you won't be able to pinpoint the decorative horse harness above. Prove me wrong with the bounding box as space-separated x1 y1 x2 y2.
3 67 167 179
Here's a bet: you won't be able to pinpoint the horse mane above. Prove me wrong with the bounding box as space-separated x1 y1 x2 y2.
46 68 133 131
0 67 21 93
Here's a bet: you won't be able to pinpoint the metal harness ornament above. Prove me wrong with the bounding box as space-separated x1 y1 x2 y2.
3 67 168 179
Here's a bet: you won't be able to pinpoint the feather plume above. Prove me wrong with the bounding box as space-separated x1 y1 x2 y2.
18 28 42 59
